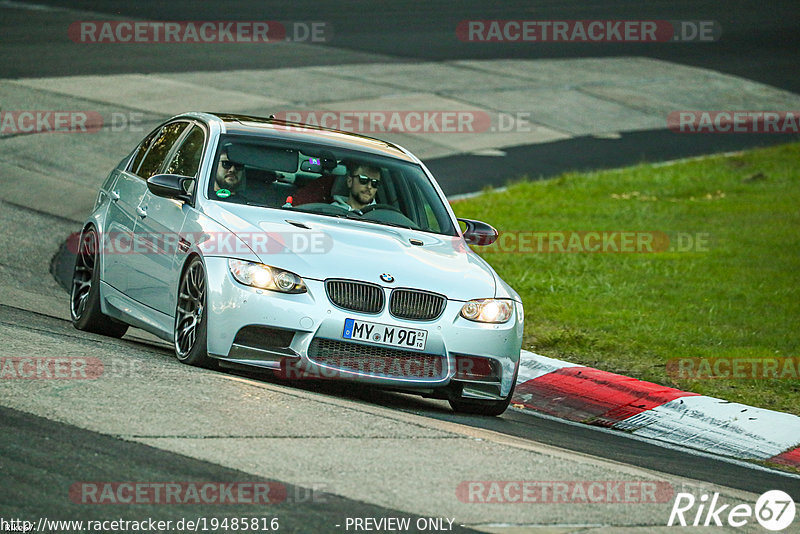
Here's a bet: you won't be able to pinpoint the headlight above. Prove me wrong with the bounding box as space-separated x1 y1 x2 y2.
460 299 514 323
228 259 306 294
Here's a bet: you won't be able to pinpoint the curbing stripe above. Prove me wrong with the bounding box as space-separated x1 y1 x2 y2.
512 365 695 426
514 350 800 466
769 447 800 469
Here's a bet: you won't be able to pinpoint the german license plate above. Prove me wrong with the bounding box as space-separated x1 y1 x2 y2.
342 318 427 351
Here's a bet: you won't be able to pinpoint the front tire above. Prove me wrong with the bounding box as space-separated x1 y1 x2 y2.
174 257 216 368
70 226 128 338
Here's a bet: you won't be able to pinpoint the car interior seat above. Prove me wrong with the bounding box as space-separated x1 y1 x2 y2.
291 163 347 206
242 169 297 207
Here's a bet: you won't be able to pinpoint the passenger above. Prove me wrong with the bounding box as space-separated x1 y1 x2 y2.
212 149 245 199
331 162 381 211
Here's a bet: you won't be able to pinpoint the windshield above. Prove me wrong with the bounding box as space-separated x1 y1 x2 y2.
206 134 457 236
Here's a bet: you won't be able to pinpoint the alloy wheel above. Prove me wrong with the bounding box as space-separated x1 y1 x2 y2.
175 260 206 359
71 229 97 320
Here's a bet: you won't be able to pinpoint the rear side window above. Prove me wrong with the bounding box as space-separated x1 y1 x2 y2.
165 125 205 177
135 122 188 178
128 129 159 175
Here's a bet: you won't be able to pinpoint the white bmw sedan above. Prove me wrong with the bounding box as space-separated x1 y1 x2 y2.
71 112 523 415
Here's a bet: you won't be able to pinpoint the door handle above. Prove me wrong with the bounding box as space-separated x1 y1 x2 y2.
136 206 147 218
109 190 120 202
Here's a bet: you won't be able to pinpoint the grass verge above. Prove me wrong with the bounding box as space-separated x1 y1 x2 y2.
451 142 800 415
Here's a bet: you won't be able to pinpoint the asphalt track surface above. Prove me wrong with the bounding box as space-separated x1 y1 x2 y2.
2 1 800 531
1 305 798 508
3 0 798 193
2 404 479 534
3 0 799 94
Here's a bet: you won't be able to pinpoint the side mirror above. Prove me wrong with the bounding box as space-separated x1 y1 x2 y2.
147 174 194 202
457 218 498 246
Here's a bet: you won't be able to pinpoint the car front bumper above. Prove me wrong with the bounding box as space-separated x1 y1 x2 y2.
203 256 523 399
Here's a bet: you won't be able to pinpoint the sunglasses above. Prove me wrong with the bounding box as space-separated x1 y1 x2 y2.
354 175 381 188
220 160 244 170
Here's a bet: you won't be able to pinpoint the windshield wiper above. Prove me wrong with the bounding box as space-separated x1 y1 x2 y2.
282 206 419 230
355 218 417 230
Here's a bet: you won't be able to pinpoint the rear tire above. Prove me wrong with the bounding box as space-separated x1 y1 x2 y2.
174 257 216 369
70 226 128 338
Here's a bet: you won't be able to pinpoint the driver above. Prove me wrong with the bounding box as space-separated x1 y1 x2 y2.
331 162 380 211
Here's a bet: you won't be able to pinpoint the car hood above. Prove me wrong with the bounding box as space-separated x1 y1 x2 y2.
204 203 498 301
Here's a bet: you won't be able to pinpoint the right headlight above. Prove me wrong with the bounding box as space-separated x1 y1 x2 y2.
460 299 514 323
228 259 306 294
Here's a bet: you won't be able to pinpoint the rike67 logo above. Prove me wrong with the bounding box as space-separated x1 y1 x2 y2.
668 490 796 531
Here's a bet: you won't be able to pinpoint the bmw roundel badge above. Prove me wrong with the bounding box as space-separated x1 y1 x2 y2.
380 273 395 283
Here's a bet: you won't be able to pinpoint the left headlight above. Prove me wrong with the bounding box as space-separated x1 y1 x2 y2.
228 259 307 294
460 299 514 323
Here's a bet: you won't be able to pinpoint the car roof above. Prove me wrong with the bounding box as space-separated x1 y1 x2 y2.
192 112 418 163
